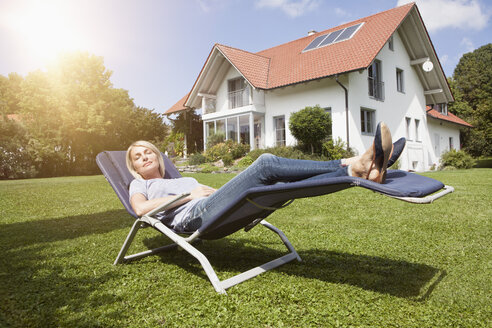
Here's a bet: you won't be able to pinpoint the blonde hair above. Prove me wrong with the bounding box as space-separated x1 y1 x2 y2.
126 140 165 179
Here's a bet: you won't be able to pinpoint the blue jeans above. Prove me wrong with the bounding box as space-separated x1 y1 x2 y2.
183 154 347 231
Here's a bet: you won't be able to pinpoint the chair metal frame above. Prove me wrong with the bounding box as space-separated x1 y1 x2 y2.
113 193 301 294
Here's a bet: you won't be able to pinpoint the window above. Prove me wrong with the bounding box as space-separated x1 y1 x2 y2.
206 121 215 138
274 116 286 146
228 78 249 109
405 117 411 140
361 108 375 134
239 115 250 145
396 68 404 93
227 117 238 142
449 137 454 150
303 23 363 52
368 60 384 100
204 114 254 149
415 119 420 142
216 119 225 136
435 103 448 115
388 35 394 51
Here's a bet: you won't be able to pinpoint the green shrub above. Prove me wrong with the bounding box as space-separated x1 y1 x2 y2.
248 146 307 161
237 155 254 168
440 149 476 169
206 133 225 148
322 137 355 160
222 154 233 166
198 163 220 173
205 140 249 162
289 105 332 154
188 152 207 165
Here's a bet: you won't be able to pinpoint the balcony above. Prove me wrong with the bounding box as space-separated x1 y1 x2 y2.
368 78 385 101
228 88 250 109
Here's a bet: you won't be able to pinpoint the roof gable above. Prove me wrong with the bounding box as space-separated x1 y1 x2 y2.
216 45 270 89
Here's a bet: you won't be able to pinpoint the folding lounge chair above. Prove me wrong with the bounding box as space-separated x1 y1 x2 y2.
96 151 454 294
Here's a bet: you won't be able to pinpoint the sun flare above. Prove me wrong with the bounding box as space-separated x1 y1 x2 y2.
2 1 87 65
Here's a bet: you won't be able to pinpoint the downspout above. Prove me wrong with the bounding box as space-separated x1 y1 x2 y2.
335 75 350 150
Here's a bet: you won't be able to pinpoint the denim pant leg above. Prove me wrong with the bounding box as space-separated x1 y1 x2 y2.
183 154 348 231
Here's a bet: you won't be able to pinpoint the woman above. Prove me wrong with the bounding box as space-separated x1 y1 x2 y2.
127 122 404 232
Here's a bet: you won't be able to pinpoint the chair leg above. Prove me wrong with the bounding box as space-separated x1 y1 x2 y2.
114 219 142 265
119 216 301 294
260 220 302 262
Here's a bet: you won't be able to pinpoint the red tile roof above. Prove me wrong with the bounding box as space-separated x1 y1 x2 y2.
255 3 414 89
426 106 473 127
165 93 190 115
216 44 270 89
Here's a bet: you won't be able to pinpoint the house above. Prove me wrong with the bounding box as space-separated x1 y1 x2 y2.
165 2 471 171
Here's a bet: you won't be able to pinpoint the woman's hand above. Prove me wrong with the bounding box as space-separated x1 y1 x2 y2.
190 185 216 199
130 184 216 217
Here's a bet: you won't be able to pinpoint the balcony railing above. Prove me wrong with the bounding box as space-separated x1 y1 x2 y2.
368 78 385 101
228 88 249 109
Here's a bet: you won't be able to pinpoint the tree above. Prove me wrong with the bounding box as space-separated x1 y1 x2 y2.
0 119 37 179
1 51 170 177
448 43 492 157
289 105 332 154
168 110 203 154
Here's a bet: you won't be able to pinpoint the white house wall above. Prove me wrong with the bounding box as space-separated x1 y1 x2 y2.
347 30 432 171
427 119 461 167
263 78 346 147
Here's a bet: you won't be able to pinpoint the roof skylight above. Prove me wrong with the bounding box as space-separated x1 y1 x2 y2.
303 23 363 52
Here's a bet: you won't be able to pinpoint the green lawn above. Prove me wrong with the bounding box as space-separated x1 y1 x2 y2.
0 169 490 327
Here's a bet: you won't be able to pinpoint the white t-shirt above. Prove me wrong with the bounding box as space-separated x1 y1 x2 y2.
129 177 205 231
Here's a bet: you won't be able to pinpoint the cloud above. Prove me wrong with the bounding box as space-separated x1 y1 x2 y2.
255 0 320 18
440 54 449 66
195 0 228 13
460 37 475 52
397 0 490 32
334 8 349 17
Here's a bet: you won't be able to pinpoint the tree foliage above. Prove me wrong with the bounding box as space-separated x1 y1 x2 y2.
0 52 169 178
168 110 203 154
448 43 492 157
289 105 332 154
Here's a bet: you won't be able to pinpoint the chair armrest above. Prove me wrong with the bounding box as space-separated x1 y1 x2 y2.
143 193 191 217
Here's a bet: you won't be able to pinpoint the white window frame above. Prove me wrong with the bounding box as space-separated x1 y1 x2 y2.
388 35 394 51
368 60 384 101
415 119 421 142
396 68 404 93
273 115 286 147
405 117 412 141
360 108 376 135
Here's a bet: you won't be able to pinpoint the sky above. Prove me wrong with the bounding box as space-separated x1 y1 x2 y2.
0 0 491 114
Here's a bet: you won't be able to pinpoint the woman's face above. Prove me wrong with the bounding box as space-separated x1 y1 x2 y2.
130 146 161 179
